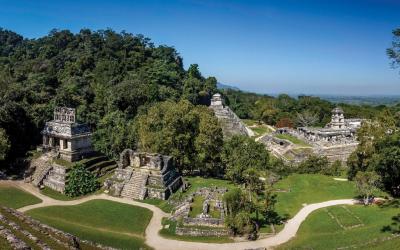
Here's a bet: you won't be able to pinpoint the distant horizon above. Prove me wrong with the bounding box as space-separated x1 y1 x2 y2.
1 0 399 95
218 82 400 98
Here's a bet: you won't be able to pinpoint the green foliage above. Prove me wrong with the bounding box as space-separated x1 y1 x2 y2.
135 100 223 175
92 111 136 159
387 28 400 71
221 89 392 128
223 188 254 235
298 155 329 174
0 28 216 171
222 135 270 184
0 128 10 160
64 164 99 197
355 171 381 204
347 110 400 196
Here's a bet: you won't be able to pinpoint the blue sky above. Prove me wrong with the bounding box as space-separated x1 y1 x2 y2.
1 0 399 95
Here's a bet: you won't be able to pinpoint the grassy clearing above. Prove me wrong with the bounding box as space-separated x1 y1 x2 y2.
27 199 153 249
160 218 233 243
275 134 310 146
184 176 235 194
188 196 205 218
274 174 359 217
138 198 173 213
0 186 42 209
40 187 76 201
251 126 273 136
278 205 400 250
242 119 258 126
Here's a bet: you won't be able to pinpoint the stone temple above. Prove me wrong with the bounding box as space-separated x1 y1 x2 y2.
260 107 365 163
41 107 93 162
29 107 94 193
105 149 183 200
209 93 250 138
296 107 364 144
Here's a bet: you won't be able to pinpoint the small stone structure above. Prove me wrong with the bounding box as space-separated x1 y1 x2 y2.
170 187 229 237
105 150 183 200
210 93 250 138
40 107 93 162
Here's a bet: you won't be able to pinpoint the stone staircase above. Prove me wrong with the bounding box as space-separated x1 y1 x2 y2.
31 154 53 186
42 164 66 193
120 171 148 200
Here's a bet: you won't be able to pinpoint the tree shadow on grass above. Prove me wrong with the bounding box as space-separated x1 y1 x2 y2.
381 213 400 234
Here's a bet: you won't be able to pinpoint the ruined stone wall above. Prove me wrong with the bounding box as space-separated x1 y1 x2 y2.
175 226 229 237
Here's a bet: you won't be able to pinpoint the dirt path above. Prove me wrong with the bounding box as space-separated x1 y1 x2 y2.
3 180 355 250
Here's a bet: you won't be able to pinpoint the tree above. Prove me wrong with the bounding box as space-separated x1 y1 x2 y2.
275 117 294 128
92 111 136 159
347 110 397 180
355 171 381 205
135 100 223 174
371 131 400 196
298 155 329 174
222 135 269 184
0 128 10 160
387 28 400 71
296 110 319 127
64 164 99 197
223 188 254 235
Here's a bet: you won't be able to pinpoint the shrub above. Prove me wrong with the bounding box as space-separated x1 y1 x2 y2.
65 164 99 197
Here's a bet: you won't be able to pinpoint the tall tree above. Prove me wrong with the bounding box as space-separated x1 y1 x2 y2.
222 135 270 184
135 100 223 174
0 128 10 161
387 28 400 71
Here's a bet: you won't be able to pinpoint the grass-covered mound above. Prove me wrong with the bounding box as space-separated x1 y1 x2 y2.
0 186 42 209
278 205 400 250
27 199 153 249
274 174 359 217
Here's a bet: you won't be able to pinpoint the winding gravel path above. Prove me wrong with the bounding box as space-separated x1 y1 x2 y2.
2 181 355 250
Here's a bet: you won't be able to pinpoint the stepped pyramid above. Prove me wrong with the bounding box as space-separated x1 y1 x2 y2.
106 150 183 200
209 93 249 138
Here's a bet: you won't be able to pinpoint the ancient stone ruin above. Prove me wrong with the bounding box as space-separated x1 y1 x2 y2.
170 187 229 237
209 93 250 138
40 107 93 162
0 206 114 250
259 107 364 163
29 107 95 193
105 149 183 200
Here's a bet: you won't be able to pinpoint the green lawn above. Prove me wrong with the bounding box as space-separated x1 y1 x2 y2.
184 176 235 194
138 198 174 213
40 187 76 201
0 186 42 209
188 196 205 218
27 199 153 249
278 205 400 250
274 174 359 218
251 126 273 136
275 134 310 146
242 119 258 126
